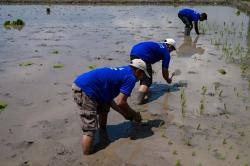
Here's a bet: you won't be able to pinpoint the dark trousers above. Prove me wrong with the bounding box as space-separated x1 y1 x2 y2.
178 13 192 36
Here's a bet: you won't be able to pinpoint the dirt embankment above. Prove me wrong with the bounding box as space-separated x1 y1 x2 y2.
0 0 231 4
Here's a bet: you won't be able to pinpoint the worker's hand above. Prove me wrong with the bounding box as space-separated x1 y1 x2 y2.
133 112 142 123
166 78 172 84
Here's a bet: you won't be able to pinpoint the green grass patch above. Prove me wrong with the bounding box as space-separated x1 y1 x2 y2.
19 62 33 67
0 101 8 112
3 19 25 30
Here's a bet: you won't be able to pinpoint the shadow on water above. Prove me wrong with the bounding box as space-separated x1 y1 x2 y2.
147 81 188 103
177 36 205 57
92 119 164 153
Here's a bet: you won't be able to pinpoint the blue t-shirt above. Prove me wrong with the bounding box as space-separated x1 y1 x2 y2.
74 66 136 103
130 41 171 69
178 8 200 24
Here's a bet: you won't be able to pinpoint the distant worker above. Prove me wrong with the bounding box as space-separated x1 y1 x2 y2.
130 39 176 104
72 59 148 155
178 8 207 36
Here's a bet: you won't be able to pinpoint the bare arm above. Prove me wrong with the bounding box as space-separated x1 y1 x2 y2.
162 67 172 84
110 93 141 122
194 22 199 35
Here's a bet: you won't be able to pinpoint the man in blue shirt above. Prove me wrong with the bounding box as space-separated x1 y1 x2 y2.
178 8 207 36
130 39 176 104
72 59 149 155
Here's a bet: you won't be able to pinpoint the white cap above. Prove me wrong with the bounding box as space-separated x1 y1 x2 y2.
130 59 150 78
164 38 176 50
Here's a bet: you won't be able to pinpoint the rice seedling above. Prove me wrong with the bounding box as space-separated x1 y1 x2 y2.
199 98 205 115
235 10 240 16
222 138 227 145
4 20 11 27
229 145 233 150
51 50 59 54
184 138 192 146
175 160 181 166
238 131 245 137
208 144 211 151
53 64 64 69
192 151 196 156
218 69 226 75
201 86 207 95
215 152 226 160
0 101 8 112
19 62 33 67
248 79 250 91
218 90 223 97
88 65 96 70
223 103 228 114
180 88 186 117
173 150 178 155
236 154 240 159
196 123 200 130
168 140 173 145
159 121 165 128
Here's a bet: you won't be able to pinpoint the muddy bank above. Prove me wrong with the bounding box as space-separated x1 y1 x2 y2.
0 0 229 5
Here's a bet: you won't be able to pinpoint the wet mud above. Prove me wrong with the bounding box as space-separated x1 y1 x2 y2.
0 5 250 166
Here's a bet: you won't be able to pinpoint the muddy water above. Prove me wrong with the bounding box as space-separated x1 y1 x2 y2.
0 5 250 166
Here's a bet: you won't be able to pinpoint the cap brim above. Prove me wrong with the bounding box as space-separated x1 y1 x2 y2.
144 70 151 78
130 64 151 78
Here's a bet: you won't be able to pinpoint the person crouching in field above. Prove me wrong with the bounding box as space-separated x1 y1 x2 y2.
72 59 150 155
178 8 207 36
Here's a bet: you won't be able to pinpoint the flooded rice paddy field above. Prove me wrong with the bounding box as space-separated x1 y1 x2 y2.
0 4 250 166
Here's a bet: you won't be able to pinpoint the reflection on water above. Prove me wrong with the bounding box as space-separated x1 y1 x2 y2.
177 36 205 57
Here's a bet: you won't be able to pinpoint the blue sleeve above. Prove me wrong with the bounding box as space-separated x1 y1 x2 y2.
120 76 136 97
162 52 171 69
